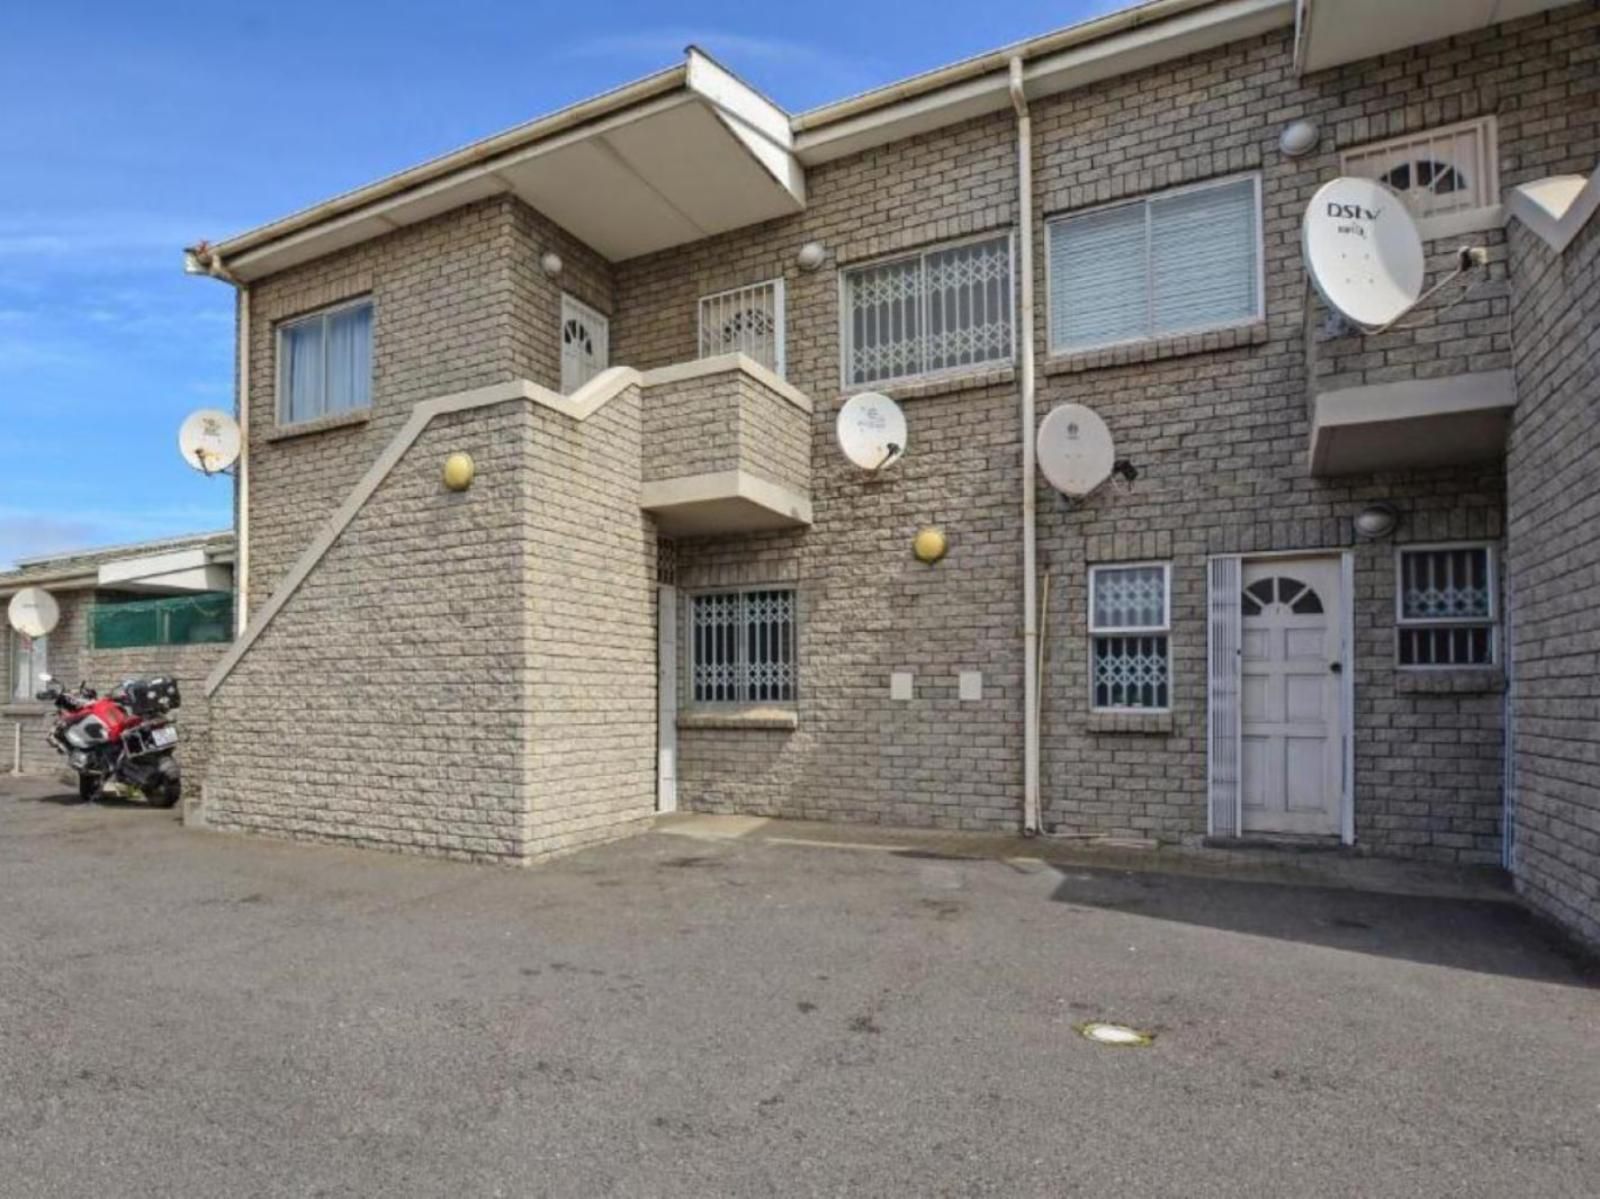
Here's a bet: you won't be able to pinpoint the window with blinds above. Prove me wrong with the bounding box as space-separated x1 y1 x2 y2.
1047 175 1261 354
699 279 786 377
842 234 1014 386
1396 545 1496 668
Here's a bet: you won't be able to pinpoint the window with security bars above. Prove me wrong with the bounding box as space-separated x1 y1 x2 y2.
699 279 785 377
690 588 796 705
842 234 1014 386
1047 175 1260 353
1089 564 1171 710
1396 546 1496 668
1341 118 1498 232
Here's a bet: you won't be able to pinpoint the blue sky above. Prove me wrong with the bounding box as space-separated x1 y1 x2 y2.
0 0 1125 568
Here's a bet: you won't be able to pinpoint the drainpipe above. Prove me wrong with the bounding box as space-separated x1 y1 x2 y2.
1010 58 1041 835
186 245 250 637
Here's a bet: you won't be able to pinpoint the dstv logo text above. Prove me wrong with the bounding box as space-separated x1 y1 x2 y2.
1327 201 1381 221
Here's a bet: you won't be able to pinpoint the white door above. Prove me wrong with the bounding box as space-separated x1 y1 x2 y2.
1240 557 1343 836
560 294 609 394
657 584 678 813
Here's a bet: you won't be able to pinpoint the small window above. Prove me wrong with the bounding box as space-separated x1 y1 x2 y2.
1396 546 1496 668
700 279 785 377
690 588 796 706
560 294 610 394
1341 118 1499 233
1089 564 1171 711
1048 175 1260 353
1241 576 1324 618
277 299 372 425
89 592 233 649
842 233 1014 386
10 630 47 701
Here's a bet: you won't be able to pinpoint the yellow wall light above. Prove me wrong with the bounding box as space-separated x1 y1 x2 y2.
912 526 948 564
442 452 476 492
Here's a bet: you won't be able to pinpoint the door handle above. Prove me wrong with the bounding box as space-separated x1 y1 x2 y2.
1329 661 1343 674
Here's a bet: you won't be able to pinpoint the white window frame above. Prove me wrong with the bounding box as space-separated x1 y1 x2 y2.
698 278 786 377
1340 116 1501 240
685 585 798 709
1046 173 1264 357
1394 542 1498 670
1088 562 1173 712
275 296 374 427
560 293 611 394
10 629 47 702
838 230 1017 390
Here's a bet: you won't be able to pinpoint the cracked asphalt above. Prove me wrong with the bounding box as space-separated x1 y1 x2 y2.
1 775 1597 1197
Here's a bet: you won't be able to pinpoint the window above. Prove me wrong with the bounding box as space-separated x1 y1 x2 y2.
1089 564 1171 710
10 630 46 702
700 279 786 377
1396 546 1496 668
1048 175 1261 353
89 592 233 649
560 294 610 393
277 298 372 425
1341 118 1499 234
690 588 796 706
842 233 1014 386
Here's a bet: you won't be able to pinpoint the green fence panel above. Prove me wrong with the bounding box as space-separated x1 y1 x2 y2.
90 592 233 649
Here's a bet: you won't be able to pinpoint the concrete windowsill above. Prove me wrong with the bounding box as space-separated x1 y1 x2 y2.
266 408 373 443
1087 710 1175 735
876 365 1016 402
677 707 799 731
1044 322 1268 376
1394 670 1505 695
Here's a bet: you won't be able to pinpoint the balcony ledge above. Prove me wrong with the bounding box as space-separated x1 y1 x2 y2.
1309 370 1515 477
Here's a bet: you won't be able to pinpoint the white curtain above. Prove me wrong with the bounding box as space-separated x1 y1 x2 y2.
283 319 325 421
326 304 372 413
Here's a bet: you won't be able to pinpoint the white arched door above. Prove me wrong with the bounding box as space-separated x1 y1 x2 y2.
1239 558 1343 836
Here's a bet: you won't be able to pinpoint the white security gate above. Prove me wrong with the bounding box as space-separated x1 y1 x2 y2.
1207 556 1243 837
657 584 678 813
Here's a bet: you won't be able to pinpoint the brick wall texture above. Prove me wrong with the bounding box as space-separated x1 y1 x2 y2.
211 4 1600 896
642 367 811 493
1505 210 1600 948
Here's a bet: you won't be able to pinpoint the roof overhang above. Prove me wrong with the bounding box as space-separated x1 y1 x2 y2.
198 49 803 279
792 0 1294 164
97 548 233 596
1294 0 1575 74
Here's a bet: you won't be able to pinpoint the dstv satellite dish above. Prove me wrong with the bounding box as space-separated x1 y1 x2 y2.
178 408 242 476
8 587 60 638
1303 177 1424 329
837 392 907 471
1037 404 1114 497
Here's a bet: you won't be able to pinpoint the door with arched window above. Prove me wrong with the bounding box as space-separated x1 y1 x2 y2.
1239 558 1344 836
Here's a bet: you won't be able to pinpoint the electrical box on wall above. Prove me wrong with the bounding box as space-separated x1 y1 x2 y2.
890 672 914 701
958 671 983 702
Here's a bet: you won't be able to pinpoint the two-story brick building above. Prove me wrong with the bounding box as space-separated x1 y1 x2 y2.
183 0 1600 949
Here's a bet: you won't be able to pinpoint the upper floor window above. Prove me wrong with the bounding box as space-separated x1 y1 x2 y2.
560 293 610 394
1048 175 1261 354
277 298 372 425
842 233 1014 387
1396 545 1496 668
1089 563 1172 711
1341 118 1499 236
700 278 786 377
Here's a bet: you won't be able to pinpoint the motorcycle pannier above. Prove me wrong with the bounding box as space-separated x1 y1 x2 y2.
125 676 182 716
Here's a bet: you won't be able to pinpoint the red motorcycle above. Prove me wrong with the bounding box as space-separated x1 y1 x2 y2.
37 675 183 806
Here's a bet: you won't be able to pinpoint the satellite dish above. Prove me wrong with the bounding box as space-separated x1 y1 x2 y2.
837 392 907 471
178 408 242 475
1038 404 1115 497
1303 177 1424 329
8 587 60 638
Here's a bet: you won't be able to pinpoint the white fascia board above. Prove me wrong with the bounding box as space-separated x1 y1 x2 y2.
1505 165 1600 256
794 0 1294 165
687 48 806 208
98 548 211 587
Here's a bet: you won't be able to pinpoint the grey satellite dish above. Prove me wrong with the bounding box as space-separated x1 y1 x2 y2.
1037 404 1115 497
179 408 242 475
1303 177 1425 329
8 587 60 638
837 392 907 471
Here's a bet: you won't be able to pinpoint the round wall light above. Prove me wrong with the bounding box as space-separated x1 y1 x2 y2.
912 526 948 564
443 452 476 492
1353 502 1399 540
539 251 563 278
796 241 827 271
1279 119 1320 159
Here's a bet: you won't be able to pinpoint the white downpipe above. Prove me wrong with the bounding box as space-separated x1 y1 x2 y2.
190 248 250 636
1010 58 1041 835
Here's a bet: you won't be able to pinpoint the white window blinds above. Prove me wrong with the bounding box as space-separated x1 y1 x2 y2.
1049 176 1259 353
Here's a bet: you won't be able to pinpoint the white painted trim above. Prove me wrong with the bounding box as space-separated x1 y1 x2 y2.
1504 164 1600 255
639 470 813 525
1340 550 1355 846
641 353 811 413
657 583 679 813
1087 561 1173 714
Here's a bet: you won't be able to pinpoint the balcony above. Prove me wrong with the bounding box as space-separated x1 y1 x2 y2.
639 354 813 536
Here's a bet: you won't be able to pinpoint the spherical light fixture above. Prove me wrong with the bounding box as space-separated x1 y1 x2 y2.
1279 119 1320 159
912 526 948 564
539 251 563 278
442 452 476 492
1353 503 1399 540
796 241 827 271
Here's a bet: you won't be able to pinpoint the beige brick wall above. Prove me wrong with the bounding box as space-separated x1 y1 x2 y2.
642 368 810 492
1505 210 1600 948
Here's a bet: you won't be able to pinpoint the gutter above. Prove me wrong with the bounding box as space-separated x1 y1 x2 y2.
1010 58 1041 836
